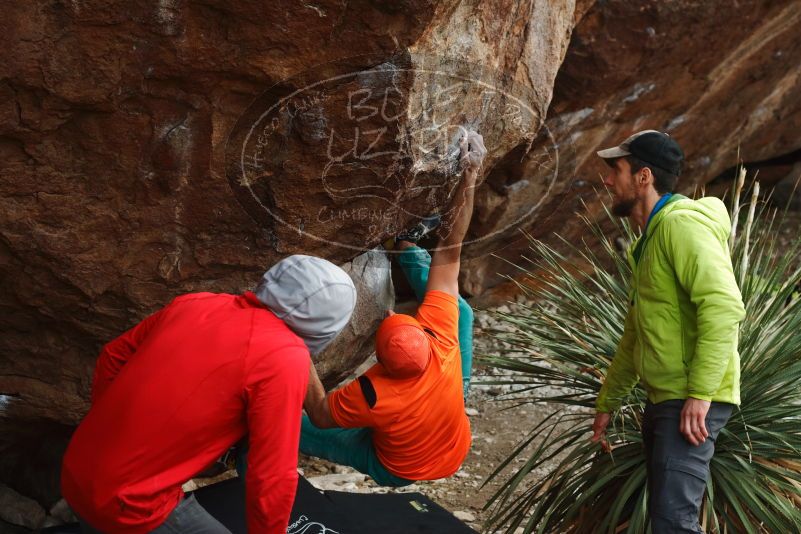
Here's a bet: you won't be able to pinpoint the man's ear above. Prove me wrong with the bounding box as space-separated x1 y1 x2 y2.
640 167 654 186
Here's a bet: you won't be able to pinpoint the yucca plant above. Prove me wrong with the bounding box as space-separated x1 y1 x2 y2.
479 172 801 533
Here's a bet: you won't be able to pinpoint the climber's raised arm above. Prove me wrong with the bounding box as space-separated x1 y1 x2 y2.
426 130 486 298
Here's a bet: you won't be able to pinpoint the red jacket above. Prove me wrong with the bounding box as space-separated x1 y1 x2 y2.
61 292 310 533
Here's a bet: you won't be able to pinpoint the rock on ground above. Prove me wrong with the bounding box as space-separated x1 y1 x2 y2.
314 248 394 388
0 483 46 530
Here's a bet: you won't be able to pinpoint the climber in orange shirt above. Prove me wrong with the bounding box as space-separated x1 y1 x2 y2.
301 129 487 485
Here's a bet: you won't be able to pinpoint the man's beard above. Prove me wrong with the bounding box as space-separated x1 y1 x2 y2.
612 196 637 217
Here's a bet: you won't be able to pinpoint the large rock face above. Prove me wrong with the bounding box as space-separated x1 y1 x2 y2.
0 0 579 426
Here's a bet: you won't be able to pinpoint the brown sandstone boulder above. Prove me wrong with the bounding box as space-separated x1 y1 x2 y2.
772 163 801 212
0 0 580 493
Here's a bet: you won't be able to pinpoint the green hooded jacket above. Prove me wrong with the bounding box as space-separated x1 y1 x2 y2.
596 195 746 412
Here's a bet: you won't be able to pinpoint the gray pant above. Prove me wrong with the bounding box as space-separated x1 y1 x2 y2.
643 400 733 534
78 493 231 534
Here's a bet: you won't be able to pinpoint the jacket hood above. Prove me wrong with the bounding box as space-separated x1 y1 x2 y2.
656 195 732 242
255 255 357 355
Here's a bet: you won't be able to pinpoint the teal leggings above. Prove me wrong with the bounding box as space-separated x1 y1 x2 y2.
235 416 411 486
299 415 412 486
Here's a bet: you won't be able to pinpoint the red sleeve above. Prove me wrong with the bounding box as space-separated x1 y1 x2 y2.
415 290 459 347
91 307 165 405
244 345 310 534
328 374 376 428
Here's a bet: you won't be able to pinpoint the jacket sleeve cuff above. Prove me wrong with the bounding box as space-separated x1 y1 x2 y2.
595 396 616 413
688 393 713 402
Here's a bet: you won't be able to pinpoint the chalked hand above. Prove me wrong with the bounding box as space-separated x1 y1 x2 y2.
459 130 486 174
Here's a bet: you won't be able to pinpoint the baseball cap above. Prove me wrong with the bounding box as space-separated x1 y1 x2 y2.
375 313 431 379
597 130 684 176
255 255 357 355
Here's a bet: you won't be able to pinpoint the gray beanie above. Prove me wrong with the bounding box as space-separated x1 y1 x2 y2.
255 255 356 355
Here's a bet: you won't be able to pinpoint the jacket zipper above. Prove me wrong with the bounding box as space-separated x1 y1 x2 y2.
629 242 648 392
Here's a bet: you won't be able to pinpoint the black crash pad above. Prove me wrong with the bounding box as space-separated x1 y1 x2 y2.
43 476 478 533
197 476 477 534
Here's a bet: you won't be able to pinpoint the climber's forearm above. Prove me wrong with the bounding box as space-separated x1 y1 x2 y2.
427 174 479 297
425 130 485 298
432 167 478 266
304 362 337 428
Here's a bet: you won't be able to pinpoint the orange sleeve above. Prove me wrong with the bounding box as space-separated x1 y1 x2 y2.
415 290 459 348
328 377 376 428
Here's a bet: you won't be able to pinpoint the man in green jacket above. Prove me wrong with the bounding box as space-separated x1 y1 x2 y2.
590 130 746 533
